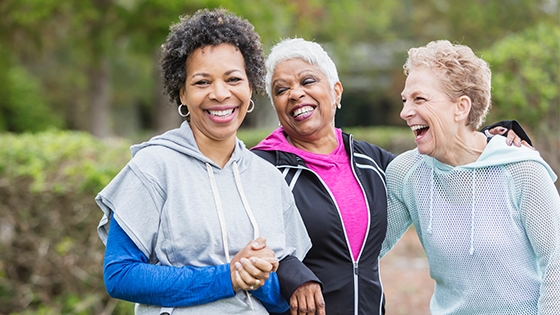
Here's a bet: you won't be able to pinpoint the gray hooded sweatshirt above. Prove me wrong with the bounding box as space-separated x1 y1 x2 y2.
96 121 311 314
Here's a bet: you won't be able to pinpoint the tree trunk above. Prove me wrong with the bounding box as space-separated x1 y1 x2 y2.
88 57 112 138
153 49 181 134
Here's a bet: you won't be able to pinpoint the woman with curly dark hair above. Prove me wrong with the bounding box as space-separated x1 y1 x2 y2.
95 8 311 315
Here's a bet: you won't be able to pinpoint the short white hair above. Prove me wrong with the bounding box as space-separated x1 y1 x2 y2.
265 38 340 103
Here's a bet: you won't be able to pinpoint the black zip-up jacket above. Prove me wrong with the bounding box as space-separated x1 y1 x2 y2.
252 132 395 315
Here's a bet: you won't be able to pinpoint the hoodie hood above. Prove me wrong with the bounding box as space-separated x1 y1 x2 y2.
131 121 249 170
252 127 293 153
426 136 557 182
421 135 557 255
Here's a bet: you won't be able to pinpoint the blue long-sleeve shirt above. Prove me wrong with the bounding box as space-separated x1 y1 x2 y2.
103 218 289 312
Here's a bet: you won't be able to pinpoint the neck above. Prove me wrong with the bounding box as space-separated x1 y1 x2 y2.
436 130 487 166
195 135 236 168
286 128 338 154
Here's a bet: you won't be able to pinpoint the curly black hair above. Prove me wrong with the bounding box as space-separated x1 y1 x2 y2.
160 8 266 106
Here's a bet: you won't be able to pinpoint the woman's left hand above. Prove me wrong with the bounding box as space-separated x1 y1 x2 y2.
230 237 277 291
234 256 276 290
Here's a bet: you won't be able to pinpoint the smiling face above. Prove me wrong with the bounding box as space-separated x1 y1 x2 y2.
270 58 342 144
180 43 252 147
400 67 460 159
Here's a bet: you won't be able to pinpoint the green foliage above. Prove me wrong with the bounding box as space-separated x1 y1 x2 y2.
3 0 556 135
0 131 128 194
0 47 63 133
0 130 131 314
483 22 560 131
2 65 64 133
482 22 560 184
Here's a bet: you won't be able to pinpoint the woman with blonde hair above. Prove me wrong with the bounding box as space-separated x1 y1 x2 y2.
381 40 560 314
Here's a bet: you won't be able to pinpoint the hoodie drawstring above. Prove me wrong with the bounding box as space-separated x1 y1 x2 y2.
232 162 259 239
469 170 476 255
206 163 231 261
206 162 259 310
427 168 434 234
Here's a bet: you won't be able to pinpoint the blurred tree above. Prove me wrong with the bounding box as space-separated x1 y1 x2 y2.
483 21 560 180
0 0 69 132
404 0 558 50
0 0 557 135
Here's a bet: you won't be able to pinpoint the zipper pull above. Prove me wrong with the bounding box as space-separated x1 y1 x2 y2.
354 261 359 275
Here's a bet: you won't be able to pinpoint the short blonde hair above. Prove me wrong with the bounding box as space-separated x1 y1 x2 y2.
403 40 492 130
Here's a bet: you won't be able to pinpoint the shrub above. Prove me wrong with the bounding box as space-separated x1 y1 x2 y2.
483 22 560 186
0 130 132 314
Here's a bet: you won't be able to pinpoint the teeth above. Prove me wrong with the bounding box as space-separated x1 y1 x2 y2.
293 106 314 117
411 125 428 130
208 109 234 117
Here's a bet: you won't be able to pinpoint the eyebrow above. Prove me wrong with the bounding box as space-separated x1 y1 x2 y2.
271 69 315 86
189 69 244 80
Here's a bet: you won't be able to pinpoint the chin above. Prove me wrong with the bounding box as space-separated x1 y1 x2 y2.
416 144 433 157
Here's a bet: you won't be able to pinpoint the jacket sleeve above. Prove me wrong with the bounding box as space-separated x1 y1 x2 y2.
103 217 235 306
275 255 322 300
380 157 414 258
515 161 560 313
251 272 290 313
479 120 532 146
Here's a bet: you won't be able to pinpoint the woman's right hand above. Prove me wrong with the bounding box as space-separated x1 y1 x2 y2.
230 237 278 291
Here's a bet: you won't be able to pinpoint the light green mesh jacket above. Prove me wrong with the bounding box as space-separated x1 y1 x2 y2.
381 136 560 315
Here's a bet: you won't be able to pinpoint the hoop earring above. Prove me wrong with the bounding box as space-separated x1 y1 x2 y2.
178 104 190 117
247 99 255 113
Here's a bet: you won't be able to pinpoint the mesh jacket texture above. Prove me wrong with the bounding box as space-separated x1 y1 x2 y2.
381 137 560 315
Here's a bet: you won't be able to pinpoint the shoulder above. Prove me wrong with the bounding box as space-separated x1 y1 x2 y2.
130 146 177 171
343 132 396 169
481 137 557 182
504 159 556 184
251 148 276 163
246 149 281 171
387 149 422 180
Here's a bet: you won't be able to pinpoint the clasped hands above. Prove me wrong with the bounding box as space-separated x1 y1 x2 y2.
230 236 278 292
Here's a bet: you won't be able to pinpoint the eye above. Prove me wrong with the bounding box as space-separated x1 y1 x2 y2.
194 79 210 86
274 86 288 96
415 96 427 103
302 76 316 85
227 77 243 83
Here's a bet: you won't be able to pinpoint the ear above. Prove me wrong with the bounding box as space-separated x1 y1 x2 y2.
179 87 187 105
333 81 343 105
454 95 472 122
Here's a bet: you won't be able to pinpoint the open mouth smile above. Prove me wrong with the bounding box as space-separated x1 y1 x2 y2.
291 105 315 118
207 108 235 117
411 124 429 139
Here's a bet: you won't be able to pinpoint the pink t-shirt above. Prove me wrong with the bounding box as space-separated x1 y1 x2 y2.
253 128 368 261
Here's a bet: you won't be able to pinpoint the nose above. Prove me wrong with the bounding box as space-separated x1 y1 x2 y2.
288 85 305 101
210 80 231 102
400 100 414 121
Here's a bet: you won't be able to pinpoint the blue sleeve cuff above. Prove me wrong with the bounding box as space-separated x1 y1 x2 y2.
251 272 290 313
